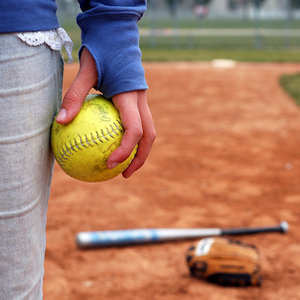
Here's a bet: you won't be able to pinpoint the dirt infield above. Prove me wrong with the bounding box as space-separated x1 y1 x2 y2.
44 62 300 300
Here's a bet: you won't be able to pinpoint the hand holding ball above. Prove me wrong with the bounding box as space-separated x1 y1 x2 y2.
50 94 137 182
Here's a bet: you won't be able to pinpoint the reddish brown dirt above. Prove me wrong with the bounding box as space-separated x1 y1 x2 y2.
44 62 300 300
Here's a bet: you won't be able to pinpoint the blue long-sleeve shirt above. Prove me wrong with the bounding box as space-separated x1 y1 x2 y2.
0 0 148 99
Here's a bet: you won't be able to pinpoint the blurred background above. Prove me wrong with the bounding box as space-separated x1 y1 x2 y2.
57 0 300 62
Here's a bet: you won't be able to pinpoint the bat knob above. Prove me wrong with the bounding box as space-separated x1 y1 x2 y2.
280 221 289 233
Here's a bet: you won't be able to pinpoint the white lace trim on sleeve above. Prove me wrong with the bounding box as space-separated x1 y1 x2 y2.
14 28 74 63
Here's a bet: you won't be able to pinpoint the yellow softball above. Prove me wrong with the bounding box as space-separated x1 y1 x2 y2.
50 94 137 182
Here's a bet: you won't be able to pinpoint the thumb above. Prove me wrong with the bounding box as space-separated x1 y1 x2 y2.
56 77 90 124
56 48 98 124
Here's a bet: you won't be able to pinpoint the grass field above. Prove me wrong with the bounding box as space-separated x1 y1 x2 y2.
280 73 300 106
142 49 300 62
61 17 300 63
138 17 300 30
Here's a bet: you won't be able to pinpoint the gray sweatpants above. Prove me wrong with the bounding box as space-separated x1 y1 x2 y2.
0 34 63 299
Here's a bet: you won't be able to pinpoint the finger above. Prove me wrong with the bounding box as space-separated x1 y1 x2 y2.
56 48 98 124
56 77 91 124
121 130 154 178
122 94 156 178
107 92 143 168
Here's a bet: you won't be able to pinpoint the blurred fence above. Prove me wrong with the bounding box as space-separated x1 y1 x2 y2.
139 0 300 50
57 0 300 52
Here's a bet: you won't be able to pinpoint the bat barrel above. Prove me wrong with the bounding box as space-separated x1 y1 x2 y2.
76 229 160 248
76 228 221 248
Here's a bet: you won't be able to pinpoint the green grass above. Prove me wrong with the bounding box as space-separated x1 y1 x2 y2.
139 17 300 30
60 16 300 63
280 73 300 106
140 35 299 49
141 48 300 62
139 34 300 62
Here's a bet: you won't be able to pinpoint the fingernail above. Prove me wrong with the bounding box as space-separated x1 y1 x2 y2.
56 108 67 122
108 162 119 169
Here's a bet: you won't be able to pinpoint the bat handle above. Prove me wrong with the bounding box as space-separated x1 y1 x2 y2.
221 221 289 236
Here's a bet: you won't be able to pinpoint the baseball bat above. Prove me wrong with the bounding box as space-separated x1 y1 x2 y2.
76 221 288 248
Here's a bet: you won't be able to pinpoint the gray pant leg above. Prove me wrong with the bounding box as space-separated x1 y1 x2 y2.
0 34 63 299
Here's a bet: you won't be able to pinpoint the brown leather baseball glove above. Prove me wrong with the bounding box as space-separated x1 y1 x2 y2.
186 237 262 286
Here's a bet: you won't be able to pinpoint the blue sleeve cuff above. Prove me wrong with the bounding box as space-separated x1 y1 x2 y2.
77 6 148 99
